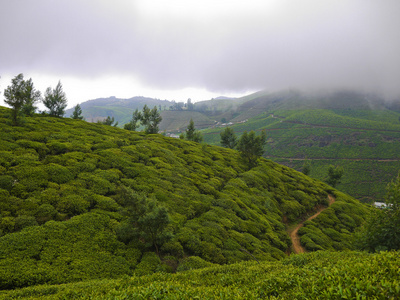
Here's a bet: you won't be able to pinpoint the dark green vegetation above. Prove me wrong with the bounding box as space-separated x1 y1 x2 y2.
3 73 41 125
0 106 370 290
1 251 398 299
200 90 400 202
43 81 68 118
71 90 400 202
356 172 400 252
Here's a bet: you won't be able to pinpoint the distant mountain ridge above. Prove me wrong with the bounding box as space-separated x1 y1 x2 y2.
65 96 172 124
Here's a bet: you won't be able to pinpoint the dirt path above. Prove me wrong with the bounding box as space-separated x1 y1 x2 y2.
289 195 335 254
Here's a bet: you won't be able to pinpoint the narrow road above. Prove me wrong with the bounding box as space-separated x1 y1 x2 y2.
289 195 335 254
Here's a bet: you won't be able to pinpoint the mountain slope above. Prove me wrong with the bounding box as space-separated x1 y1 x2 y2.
201 90 400 202
0 106 369 289
65 96 172 124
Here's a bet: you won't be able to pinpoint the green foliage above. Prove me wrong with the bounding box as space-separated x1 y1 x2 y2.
182 118 203 142
1 251 399 299
0 213 131 289
202 105 400 202
237 130 266 168
118 187 172 255
124 105 162 133
43 81 67 117
302 160 311 175
124 108 141 131
177 256 216 271
299 191 371 251
133 252 166 276
99 116 118 127
326 165 344 187
0 106 369 289
3 74 41 125
71 104 84 120
356 172 400 252
141 105 162 134
220 127 237 149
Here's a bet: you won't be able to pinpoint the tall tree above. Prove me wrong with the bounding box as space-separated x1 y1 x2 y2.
356 172 400 252
4 74 40 125
182 118 203 142
43 81 67 117
237 130 267 168
220 127 237 149
21 78 41 116
117 187 172 256
141 105 162 134
124 108 142 131
325 165 344 188
71 104 84 120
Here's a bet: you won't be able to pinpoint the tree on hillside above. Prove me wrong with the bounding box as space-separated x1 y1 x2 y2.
141 105 162 134
4 74 41 125
124 108 141 131
21 78 41 116
43 81 67 117
237 130 267 168
99 116 118 127
117 187 172 256
71 104 84 120
302 160 312 176
220 127 237 149
181 118 203 142
356 172 400 252
325 165 344 188
125 105 162 133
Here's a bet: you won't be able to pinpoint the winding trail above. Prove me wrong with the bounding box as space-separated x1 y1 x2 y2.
289 195 335 254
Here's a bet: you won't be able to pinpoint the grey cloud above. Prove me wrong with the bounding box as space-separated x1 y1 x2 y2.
1 0 399 97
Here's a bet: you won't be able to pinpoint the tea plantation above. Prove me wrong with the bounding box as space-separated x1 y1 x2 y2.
0 106 390 296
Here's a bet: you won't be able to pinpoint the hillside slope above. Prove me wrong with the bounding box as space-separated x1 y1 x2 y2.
202 90 400 202
0 106 369 289
1 251 398 299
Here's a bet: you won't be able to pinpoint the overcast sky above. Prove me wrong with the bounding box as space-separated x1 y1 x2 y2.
1 0 400 109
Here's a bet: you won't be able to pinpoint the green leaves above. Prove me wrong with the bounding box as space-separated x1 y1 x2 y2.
237 130 267 168
43 81 67 117
220 127 237 149
3 74 41 125
124 105 162 133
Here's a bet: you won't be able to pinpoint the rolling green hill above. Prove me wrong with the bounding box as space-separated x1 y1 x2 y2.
1 251 398 299
201 90 400 203
63 90 400 202
0 106 370 290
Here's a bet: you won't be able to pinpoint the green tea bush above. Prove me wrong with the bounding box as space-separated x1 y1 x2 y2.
177 255 216 272
0 175 13 191
134 252 166 276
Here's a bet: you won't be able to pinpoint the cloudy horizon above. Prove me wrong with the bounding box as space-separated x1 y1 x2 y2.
1 0 400 109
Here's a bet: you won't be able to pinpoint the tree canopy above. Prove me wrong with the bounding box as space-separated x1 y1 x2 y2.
220 127 237 149
124 105 162 134
326 165 344 188
237 130 267 168
43 81 68 117
181 118 203 142
356 172 400 252
71 104 84 120
3 74 41 125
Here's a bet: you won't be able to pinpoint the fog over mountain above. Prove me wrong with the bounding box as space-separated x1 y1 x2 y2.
1 0 400 107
